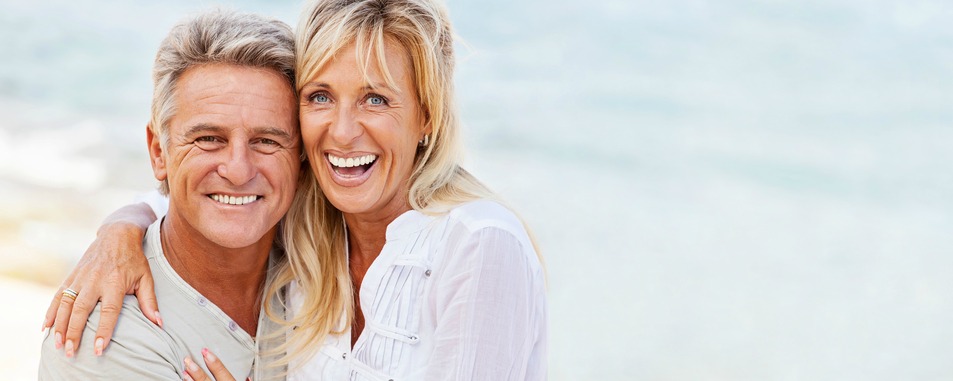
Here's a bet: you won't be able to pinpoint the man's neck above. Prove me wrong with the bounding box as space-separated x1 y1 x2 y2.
159 216 273 336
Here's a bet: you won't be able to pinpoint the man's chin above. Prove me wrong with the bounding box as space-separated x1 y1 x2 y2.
199 225 274 250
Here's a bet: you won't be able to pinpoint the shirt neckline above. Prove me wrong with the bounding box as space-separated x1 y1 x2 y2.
384 208 430 241
145 219 270 348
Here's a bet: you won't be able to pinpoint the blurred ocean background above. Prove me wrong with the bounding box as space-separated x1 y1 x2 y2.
2 0 952 379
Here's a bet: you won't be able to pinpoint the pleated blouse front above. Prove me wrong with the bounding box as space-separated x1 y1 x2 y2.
289 200 548 380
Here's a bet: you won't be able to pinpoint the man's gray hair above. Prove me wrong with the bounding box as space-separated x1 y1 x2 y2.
150 9 296 194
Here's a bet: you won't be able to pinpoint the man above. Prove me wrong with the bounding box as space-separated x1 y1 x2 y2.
39 9 299 380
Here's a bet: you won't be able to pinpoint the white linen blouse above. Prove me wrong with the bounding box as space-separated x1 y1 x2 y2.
288 200 548 381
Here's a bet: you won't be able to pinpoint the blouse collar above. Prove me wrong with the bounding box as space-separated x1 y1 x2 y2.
385 209 430 241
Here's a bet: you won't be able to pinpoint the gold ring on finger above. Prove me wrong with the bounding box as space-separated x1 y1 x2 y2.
62 288 79 301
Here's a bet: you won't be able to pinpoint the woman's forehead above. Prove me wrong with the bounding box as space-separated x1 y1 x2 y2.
311 37 415 91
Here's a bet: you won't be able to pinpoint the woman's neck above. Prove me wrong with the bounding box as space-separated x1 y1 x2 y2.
343 200 412 265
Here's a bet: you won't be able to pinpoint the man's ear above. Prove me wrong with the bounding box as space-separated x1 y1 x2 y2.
146 124 168 182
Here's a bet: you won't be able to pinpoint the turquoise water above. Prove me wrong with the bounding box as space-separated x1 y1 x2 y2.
2 0 952 379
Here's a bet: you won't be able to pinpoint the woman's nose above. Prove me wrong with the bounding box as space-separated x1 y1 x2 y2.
328 106 363 145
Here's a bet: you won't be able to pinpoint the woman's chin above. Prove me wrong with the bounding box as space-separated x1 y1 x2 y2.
323 188 376 215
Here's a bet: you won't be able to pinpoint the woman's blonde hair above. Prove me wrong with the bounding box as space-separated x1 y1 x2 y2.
264 0 538 367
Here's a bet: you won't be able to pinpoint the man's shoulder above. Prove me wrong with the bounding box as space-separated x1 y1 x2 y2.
38 298 180 380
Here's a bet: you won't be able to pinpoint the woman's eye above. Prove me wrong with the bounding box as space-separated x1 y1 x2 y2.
310 92 330 103
367 95 386 105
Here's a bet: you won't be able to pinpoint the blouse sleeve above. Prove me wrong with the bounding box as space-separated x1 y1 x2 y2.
133 189 169 218
426 226 548 381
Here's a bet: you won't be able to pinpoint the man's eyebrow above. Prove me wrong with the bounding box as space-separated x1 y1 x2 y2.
184 124 292 140
254 126 294 140
184 124 225 136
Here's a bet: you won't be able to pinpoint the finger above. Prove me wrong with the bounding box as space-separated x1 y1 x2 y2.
64 288 99 357
94 287 126 356
202 348 236 381
51 289 77 352
185 356 211 381
44 269 79 330
136 272 162 327
43 286 66 331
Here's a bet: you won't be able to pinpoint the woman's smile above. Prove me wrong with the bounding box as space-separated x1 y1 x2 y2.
327 153 378 177
324 152 379 186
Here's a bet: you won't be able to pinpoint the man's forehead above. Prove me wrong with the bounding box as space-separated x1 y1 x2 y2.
175 64 295 102
168 63 298 136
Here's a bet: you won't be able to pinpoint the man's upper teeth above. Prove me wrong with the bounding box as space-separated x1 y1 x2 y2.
211 194 258 205
329 154 377 168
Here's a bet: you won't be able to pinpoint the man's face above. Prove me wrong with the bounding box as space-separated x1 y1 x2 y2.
148 63 300 249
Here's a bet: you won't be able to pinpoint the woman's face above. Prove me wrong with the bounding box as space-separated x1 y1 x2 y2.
299 40 427 220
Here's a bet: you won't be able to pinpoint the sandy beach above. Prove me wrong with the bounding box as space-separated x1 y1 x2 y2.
0 174 142 380
0 277 57 380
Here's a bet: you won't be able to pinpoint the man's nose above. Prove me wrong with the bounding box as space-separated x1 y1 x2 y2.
217 142 256 185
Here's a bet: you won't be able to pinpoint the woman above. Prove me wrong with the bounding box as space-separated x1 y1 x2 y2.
44 0 547 379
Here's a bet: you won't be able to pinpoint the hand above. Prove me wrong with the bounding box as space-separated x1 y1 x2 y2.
41 203 160 357
184 348 246 381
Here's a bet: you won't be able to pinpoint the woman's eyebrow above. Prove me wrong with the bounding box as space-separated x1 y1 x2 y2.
301 82 331 90
363 83 399 93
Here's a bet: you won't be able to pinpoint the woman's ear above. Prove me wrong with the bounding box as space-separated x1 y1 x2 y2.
420 119 433 141
146 124 168 181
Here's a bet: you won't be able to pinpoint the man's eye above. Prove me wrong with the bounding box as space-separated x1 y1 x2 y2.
194 136 224 150
254 138 282 154
254 138 280 147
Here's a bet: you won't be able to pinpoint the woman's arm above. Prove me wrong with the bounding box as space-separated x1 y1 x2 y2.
42 202 160 357
426 227 548 381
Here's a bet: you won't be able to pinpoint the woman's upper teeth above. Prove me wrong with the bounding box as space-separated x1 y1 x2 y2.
328 153 377 168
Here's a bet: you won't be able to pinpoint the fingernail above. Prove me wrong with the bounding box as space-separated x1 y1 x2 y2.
65 340 75 358
203 348 217 363
95 337 104 356
54 332 63 350
155 311 163 328
185 357 200 372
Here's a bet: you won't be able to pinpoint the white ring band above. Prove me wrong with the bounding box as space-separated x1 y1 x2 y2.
62 288 79 301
